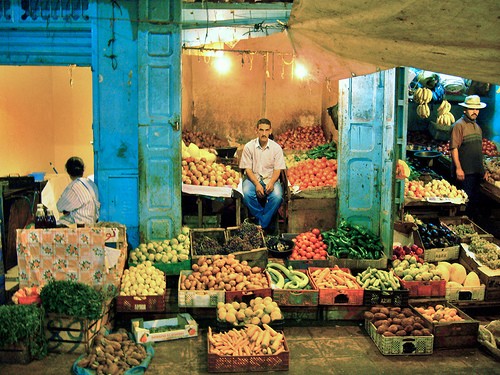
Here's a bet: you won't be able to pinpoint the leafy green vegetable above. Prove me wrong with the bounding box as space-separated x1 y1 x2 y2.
306 142 337 160
40 280 109 320
0 304 47 359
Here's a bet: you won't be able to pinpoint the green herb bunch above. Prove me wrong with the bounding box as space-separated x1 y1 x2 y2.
0 304 48 359
40 280 107 320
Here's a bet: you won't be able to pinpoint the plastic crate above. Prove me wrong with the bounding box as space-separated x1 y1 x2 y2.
207 330 290 372
271 270 319 307
398 278 446 298
116 291 166 313
411 301 479 348
153 259 191 276
308 267 363 306
365 319 433 355
178 270 225 308
445 284 485 302
363 289 409 307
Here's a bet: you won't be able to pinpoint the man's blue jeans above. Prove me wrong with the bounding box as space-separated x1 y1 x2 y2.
242 179 283 229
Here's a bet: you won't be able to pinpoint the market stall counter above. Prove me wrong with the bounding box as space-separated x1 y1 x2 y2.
15 224 127 289
182 182 243 228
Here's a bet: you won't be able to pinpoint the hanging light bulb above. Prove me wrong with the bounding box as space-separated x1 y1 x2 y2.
214 53 231 75
294 61 309 80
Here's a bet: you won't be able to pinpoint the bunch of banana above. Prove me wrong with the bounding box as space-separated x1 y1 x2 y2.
414 87 432 119
413 87 433 105
417 104 430 118
436 100 455 126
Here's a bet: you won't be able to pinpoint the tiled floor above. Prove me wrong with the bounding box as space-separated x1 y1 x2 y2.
1 317 499 375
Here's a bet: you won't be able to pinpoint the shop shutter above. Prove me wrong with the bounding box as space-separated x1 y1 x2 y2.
337 69 397 252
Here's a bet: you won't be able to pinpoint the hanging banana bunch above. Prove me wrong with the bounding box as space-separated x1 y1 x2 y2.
436 100 455 126
414 87 432 119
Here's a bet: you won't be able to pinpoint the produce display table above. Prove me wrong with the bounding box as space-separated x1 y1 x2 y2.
404 199 466 217
481 181 500 204
182 183 243 227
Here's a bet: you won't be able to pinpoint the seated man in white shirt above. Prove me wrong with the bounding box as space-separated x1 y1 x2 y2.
239 118 286 233
57 156 100 227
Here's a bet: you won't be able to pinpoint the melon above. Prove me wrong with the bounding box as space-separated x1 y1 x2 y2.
463 271 481 287
449 263 467 284
436 264 450 282
437 261 452 272
446 281 463 289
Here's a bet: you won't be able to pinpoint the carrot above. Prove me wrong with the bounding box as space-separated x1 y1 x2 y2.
270 333 283 351
263 324 278 336
261 330 271 348
255 329 265 347
314 268 330 284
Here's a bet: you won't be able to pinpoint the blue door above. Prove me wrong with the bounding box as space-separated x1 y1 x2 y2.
337 69 397 254
137 0 182 242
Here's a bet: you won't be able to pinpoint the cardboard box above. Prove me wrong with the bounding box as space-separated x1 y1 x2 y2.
16 226 127 289
131 313 198 344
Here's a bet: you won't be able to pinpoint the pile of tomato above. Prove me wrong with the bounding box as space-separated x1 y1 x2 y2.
287 157 338 190
289 228 328 260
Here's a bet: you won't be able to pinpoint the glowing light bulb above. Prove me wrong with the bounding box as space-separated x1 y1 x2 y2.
214 55 231 74
294 62 309 80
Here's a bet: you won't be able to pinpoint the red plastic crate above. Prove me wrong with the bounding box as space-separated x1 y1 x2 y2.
308 267 363 306
398 278 446 297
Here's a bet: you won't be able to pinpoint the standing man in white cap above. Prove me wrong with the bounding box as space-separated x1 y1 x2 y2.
450 95 487 219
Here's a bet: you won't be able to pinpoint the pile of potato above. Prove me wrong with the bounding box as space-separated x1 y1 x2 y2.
179 254 269 292
364 305 432 337
217 297 282 326
77 327 148 375
413 304 464 323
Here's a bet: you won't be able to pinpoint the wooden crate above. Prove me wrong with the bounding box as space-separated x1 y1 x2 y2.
0 342 32 364
46 301 114 354
190 228 228 263
440 216 494 244
287 196 336 233
459 244 500 301
411 301 479 349
226 226 267 269
330 255 388 271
